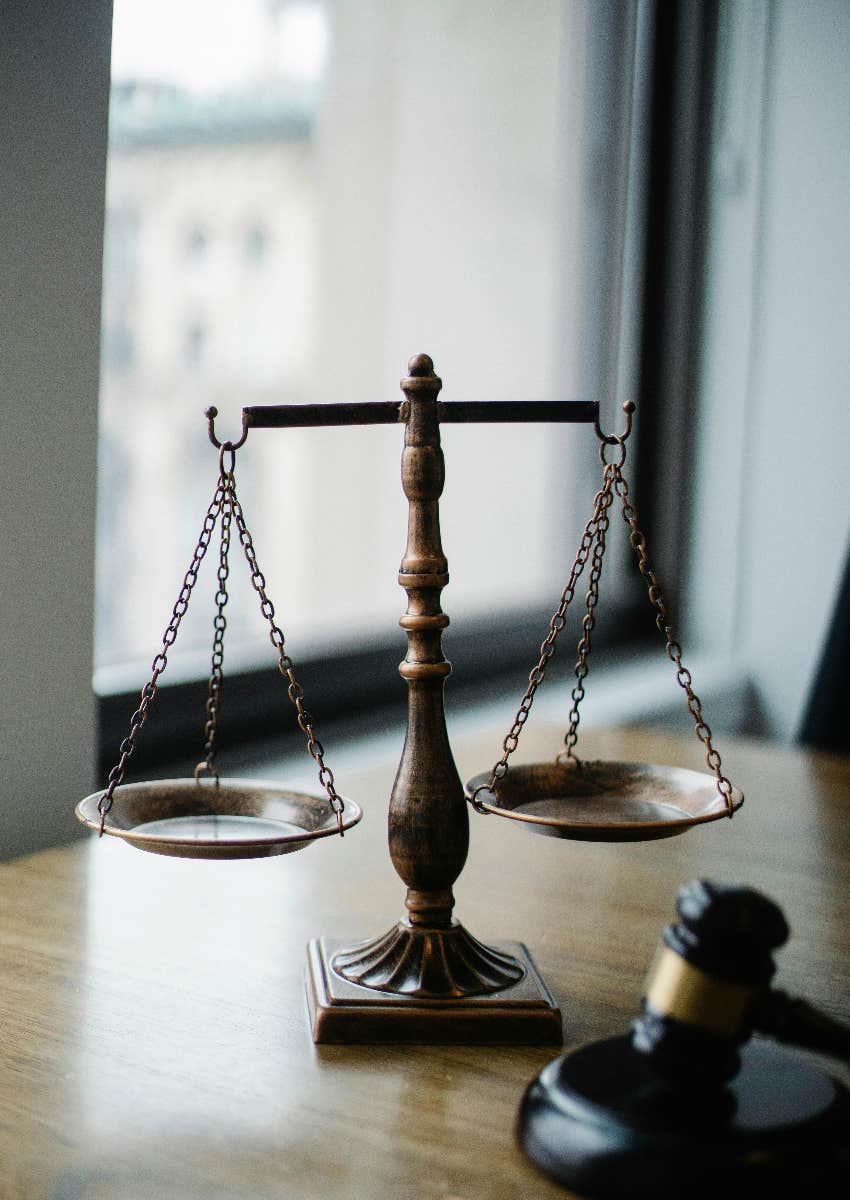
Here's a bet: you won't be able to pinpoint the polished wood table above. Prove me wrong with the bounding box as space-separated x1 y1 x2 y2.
2 724 849 1199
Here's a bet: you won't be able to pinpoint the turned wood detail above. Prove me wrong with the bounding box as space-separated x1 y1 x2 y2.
330 923 524 999
389 354 467 925
331 354 525 998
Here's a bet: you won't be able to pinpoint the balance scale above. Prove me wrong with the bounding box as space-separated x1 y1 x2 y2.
77 353 741 1045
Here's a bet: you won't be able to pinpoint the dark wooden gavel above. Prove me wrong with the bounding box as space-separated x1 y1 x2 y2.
519 879 850 1196
633 878 850 1085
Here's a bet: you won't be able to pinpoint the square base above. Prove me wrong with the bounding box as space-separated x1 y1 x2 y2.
306 936 562 1044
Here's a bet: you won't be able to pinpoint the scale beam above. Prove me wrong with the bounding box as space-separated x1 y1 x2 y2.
436 399 597 424
242 398 598 430
244 401 402 428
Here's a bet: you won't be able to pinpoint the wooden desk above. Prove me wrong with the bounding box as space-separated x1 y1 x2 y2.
2 725 849 1199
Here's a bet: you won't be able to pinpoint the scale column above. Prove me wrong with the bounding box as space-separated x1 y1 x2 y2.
305 355 562 1041
332 355 523 995
391 353 467 930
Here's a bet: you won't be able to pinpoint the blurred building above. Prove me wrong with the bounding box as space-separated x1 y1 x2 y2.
97 77 319 672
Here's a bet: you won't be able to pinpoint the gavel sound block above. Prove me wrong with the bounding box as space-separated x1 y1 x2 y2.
519 880 850 1196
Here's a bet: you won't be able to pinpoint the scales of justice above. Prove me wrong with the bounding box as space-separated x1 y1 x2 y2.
77 353 742 1045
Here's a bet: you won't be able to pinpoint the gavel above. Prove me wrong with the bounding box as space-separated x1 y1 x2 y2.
633 878 850 1086
519 879 850 1197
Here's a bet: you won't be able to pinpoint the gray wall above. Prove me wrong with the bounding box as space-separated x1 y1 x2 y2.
1 1 112 858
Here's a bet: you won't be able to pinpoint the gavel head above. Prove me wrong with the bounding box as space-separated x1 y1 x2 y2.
631 880 790 1087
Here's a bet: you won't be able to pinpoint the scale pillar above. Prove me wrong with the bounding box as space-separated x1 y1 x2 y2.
305 355 562 1043
391 354 467 931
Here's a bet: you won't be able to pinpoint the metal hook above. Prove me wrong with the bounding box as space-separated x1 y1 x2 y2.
205 406 250 451
594 400 636 447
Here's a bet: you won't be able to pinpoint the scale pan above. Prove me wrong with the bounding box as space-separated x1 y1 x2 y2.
76 778 362 860
465 761 743 843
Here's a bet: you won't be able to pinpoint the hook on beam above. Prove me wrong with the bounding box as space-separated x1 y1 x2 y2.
204 406 250 451
595 400 635 447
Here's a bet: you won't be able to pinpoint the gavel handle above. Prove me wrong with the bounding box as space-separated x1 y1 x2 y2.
756 989 850 1063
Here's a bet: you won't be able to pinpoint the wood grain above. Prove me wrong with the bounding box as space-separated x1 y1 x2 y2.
2 723 848 1199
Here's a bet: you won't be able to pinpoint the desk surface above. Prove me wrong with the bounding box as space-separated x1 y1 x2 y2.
2 723 849 1199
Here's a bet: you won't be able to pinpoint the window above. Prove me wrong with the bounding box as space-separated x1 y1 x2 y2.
243 224 268 263
102 324 135 373
95 0 654 757
184 227 208 260
183 321 206 368
103 207 139 294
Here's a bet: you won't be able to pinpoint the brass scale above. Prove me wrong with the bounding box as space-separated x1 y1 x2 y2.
77 353 742 1043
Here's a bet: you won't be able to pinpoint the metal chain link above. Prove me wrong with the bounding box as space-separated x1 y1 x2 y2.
97 476 227 833
468 467 614 813
468 398 737 820
195 468 234 784
612 464 737 816
559 467 615 763
228 483 347 836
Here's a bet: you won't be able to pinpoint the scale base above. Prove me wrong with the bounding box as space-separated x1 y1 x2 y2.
306 936 562 1044
519 1035 850 1197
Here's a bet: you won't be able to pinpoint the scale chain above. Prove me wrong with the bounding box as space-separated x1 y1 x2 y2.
468 465 615 813
612 464 736 817
195 471 234 783
227 482 346 835
470 398 737 820
97 477 228 833
559 466 615 764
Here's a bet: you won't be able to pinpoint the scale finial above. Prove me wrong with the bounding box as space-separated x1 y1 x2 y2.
407 352 434 377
